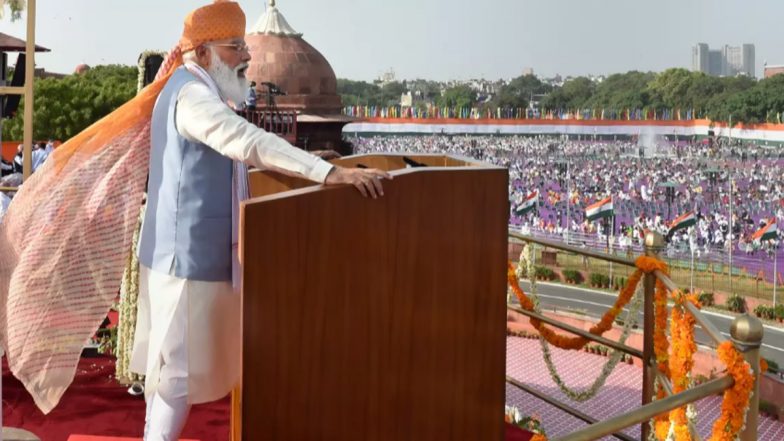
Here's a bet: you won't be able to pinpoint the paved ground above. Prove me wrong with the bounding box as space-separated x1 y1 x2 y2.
505 337 784 440
519 280 784 367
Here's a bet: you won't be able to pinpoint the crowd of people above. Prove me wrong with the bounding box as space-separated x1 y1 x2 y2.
0 140 54 219
352 134 784 262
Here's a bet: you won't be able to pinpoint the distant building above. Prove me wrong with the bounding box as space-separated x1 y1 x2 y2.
741 44 755 77
692 43 755 77
708 50 723 76
521 67 534 76
764 64 784 78
376 68 396 86
400 91 413 107
692 43 709 73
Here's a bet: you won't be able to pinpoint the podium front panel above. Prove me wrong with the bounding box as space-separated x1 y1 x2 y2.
240 159 508 440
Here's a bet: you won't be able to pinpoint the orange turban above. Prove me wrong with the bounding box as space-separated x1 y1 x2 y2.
179 0 246 52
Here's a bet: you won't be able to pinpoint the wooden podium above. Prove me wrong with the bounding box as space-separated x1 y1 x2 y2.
235 154 508 440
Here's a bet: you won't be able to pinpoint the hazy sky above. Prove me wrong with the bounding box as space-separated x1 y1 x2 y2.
1 0 782 81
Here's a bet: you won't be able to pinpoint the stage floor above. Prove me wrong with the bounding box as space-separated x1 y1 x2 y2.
2 356 229 441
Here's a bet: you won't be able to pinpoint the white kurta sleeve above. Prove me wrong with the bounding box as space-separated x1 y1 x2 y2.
175 81 334 183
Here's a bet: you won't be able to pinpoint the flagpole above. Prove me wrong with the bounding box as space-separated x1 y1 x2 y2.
566 163 571 245
609 212 614 286
729 174 734 295
690 226 695 293
774 241 778 306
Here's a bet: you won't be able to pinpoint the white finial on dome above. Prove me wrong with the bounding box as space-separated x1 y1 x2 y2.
252 0 302 36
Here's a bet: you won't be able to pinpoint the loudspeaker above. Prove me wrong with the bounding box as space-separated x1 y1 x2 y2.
141 53 164 89
1 52 6 118
2 53 25 119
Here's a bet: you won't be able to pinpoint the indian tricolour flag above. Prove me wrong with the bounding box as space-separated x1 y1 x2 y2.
669 211 696 234
514 191 538 216
585 197 613 221
752 219 778 243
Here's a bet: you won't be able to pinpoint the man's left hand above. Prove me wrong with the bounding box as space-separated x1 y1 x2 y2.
312 150 342 160
325 166 392 199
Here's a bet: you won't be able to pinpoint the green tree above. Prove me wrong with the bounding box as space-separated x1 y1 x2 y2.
646 68 696 109
541 77 595 110
336 78 381 106
0 0 25 20
588 71 656 110
683 73 724 113
492 74 550 109
407 79 442 102
376 81 407 107
437 85 475 108
2 65 137 141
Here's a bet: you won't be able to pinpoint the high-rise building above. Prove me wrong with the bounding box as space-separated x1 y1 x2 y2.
691 43 755 77
742 44 755 77
708 50 723 76
692 43 709 73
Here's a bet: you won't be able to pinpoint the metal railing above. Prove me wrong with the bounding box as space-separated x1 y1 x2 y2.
236 109 298 144
506 230 763 441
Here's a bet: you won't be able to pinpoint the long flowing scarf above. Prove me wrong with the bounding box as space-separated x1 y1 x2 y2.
0 47 184 413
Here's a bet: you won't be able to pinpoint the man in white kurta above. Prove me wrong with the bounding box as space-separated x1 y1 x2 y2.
129 2 389 440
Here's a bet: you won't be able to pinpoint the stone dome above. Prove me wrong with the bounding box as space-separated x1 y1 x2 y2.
74 63 91 74
245 2 341 113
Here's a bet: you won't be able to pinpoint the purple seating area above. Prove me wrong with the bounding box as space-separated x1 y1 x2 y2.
354 135 784 283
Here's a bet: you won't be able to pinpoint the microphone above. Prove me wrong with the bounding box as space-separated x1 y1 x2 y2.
403 156 427 167
261 82 287 95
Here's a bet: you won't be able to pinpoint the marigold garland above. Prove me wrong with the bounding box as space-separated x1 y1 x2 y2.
507 262 641 350
652 279 672 439
707 341 755 441
518 246 644 403
666 291 700 441
507 252 756 441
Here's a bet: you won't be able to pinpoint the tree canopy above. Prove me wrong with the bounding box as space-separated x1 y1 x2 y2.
437 85 475 108
2 65 138 141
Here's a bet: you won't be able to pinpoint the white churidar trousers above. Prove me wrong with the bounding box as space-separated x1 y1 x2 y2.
130 264 240 440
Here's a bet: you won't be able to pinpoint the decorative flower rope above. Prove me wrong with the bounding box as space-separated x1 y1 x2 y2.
518 245 644 402
508 255 665 350
137 50 168 94
707 342 754 441
665 291 700 441
507 246 755 441
653 277 672 439
115 202 146 384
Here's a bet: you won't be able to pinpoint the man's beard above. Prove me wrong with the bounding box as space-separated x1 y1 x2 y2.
207 51 249 107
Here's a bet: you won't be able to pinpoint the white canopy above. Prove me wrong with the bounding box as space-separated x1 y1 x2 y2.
250 0 302 37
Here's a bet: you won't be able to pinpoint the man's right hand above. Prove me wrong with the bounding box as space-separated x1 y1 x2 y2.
325 166 392 199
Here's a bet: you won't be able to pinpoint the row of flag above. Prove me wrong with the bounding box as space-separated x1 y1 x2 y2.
342 106 705 121
514 195 779 242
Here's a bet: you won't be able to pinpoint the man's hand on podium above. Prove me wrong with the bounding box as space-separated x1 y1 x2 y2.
325 167 392 199
311 149 342 160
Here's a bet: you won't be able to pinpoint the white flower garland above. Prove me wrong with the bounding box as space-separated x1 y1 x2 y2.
137 50 167 93
519 242 643 402
115 202 146 384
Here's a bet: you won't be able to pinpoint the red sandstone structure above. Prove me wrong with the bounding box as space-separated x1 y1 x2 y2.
246 0 354 154
764 64 784 79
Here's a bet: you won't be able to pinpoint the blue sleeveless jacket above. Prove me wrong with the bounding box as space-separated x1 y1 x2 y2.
138 67 234 281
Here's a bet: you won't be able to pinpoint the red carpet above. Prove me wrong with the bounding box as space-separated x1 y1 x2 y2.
2 356 230 441
4 355 532 441
67 437 199 441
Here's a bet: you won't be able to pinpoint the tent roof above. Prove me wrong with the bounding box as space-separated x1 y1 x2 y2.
0 32 50 52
